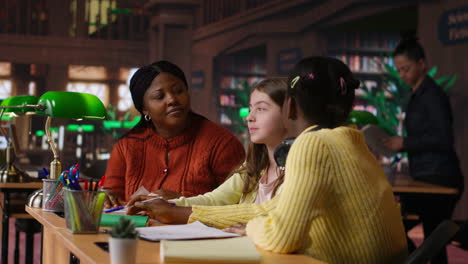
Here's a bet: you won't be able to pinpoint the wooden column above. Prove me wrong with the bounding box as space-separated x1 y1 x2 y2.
145 0 199 75
11 63 30 95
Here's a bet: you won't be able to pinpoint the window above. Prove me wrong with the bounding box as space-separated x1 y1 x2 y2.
117 67 138 111
69 65 107 80
28 81 36 95
0 62 11 76
0 79 12 99
118 84 132 111
67 65 109 105
66 82 109 105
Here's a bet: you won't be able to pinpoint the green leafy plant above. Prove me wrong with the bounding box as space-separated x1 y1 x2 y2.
104 104 139 139
359 61 457 136
222 79 250 135
109 217 139 239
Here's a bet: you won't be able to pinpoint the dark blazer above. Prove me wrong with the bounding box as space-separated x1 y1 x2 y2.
403 76 463 190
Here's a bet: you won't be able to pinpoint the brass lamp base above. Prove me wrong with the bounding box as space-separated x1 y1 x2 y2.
49 158 62 180
0 165 29 183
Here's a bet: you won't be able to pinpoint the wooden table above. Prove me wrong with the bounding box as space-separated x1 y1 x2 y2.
26 207 325 264
392 178 459 195
0 181 43 264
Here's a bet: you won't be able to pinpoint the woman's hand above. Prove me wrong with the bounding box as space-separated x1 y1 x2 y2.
103 189 126 208
126 195 192 224
149 189 183 200
382 136 403 151
222 223 247 236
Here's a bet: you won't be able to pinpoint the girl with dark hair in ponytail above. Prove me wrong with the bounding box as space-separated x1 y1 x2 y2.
223 57 407 264
103 61 245 208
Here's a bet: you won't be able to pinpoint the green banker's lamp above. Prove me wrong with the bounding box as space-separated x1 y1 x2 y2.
1 92 106 180
0 95 40 182
34 91 107 179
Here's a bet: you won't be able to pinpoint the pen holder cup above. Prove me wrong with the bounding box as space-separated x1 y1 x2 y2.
64 189 106 234
42 179 65 212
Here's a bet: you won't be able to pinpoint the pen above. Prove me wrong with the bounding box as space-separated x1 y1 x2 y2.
104 206 126 213
126 197 163 209
105 197 174 213
42 168 49 178
140 197 164 204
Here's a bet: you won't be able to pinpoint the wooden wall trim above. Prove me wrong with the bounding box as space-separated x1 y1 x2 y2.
0 35 148 67
192 0 313 41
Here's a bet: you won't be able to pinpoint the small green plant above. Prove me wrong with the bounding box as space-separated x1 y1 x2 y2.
109 217 139 239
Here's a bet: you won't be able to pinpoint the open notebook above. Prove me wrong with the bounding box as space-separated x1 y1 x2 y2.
160 236 261 263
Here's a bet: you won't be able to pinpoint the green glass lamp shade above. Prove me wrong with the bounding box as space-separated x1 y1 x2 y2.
0 95 39 114
348 110 378 126
36 91 106 120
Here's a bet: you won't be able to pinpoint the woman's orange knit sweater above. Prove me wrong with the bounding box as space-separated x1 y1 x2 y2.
103 114 245 200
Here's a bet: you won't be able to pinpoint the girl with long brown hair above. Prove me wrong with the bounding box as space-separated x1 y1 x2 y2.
126 78 288 223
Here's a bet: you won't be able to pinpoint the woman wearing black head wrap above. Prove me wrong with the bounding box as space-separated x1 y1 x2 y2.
103 61 245 207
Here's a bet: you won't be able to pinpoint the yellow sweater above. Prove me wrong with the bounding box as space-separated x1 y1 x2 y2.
190 126 407 263
246 126 407 263
171 170 257 206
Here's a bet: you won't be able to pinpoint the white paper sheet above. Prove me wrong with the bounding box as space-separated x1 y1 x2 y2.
136 221 240 241
361 124 396 157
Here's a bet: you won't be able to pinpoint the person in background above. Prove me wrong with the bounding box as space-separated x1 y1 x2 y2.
103 60 245 207
383 37 463 264
127 78 288 223
224 57 406 263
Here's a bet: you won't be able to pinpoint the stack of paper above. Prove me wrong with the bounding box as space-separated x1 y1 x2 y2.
136 221 239 241
160 236 261 263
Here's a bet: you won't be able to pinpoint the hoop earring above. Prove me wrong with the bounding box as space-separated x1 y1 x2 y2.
144 114 151 121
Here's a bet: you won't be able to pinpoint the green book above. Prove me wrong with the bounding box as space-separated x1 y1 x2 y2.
100 214 148 227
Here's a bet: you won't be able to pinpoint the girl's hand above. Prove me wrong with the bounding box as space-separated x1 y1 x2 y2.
103 189 126 209
149 189 183 200
126 195 192 224
223 223 247 236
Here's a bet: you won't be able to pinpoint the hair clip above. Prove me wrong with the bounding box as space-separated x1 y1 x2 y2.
339 77 347 95
291 76 300 89
308 73 315 79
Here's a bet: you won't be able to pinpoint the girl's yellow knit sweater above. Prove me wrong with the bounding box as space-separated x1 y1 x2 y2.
170 170 258 206
190 126 408 263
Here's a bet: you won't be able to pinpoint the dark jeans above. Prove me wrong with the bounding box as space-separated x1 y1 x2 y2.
401 193 459 264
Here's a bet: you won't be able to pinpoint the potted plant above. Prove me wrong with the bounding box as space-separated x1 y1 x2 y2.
361 63 457 137
357 61 457 175
109 217 139 264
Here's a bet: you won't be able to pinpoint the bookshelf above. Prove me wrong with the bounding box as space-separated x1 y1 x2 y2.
214 46 266 143
327 31 400 115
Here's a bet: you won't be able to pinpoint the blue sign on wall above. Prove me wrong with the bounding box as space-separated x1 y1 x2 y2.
438 5 468 45
191 71 205 90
